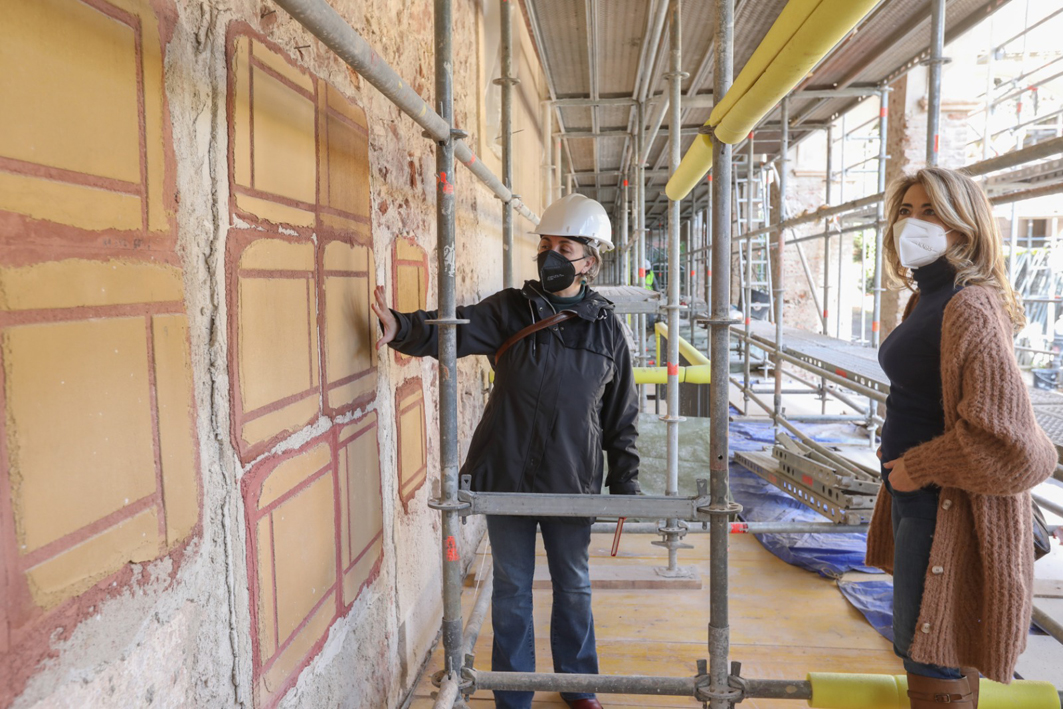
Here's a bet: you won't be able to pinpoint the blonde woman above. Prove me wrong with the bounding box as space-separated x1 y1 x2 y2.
867 167 1056 707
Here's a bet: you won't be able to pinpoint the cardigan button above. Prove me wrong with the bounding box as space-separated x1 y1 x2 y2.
941 499 953 510
921 623 931 634
931 565 944 574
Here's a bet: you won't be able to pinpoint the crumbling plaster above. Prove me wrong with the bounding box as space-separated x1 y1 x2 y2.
8 1 546 708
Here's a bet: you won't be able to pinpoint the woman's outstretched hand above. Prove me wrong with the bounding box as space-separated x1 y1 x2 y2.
883 457 918 492
371 286 398 350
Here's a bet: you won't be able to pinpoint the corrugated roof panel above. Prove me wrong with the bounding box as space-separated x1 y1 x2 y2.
597 0 649 96
559 106 593 131
536 0 589 96
526 0 1014 213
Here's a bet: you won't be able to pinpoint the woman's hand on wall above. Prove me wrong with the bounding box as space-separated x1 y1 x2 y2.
883 457 918 492
371 286 398 349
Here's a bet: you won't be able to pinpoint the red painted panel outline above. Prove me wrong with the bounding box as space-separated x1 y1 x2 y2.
225 228 321 463
395 377 428 512
0 4 191 704
317 235 377 418
241 416 383 709
226 25 373 242
0 0 178 263
390 237 430 366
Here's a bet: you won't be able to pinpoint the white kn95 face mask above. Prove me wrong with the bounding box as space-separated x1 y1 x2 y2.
893 218 950 269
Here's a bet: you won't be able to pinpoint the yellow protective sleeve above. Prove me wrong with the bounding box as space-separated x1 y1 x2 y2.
633 365 711 385
713 0 879 144
806 673 1061 709
654 322 711 366
666 0 879 202
707 0 822 126
665 133 713 202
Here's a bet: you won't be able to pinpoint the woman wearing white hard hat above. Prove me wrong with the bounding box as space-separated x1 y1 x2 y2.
372 192 639 709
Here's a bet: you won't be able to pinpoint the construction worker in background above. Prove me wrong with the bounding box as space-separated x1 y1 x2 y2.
372 193 640 709
642 258 655 291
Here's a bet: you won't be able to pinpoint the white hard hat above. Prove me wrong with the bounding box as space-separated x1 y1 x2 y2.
533 193 614 251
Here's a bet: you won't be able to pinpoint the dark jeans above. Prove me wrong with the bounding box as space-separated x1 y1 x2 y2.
486 515 599 709
885 474 963 680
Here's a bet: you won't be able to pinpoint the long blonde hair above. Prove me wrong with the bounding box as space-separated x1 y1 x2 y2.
883 167 1025 330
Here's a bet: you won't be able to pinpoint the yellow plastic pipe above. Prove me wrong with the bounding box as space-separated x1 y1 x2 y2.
807 673 1061 709
664 133 713 202
654 322 710 366
666 0 878 202
634 364 711 385
713 0 879 144
707 0 821 124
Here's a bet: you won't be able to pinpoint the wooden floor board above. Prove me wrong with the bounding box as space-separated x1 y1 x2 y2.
412 531 904 707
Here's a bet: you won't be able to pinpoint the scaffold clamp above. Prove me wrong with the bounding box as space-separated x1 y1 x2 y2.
428 497 472 513
431 668 475 695
692 659 745 704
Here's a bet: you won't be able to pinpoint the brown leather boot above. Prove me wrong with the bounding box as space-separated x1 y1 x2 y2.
961 668 981 707
906 673 976 707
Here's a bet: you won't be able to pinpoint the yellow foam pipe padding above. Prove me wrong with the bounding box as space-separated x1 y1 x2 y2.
667 0 878 202
807 673 1061 709
633 364 711 385
655 322 711 366
707 0 822 125
664 133 713 202
713 0 879 144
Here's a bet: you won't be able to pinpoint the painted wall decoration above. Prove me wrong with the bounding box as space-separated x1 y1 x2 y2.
225 29 377 462
395 378 429 511
391 237 429 365
241 415 383 709
0 0 201 699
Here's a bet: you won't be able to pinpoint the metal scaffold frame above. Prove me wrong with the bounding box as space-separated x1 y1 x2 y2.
269 1 1063 707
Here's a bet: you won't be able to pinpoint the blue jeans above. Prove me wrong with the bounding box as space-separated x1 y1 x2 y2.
885 474 962 680
486 515 599 709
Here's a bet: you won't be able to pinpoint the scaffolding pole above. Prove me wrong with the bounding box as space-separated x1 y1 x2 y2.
774 98 789 429
660 0 686 573
872 88 888 347
707 0 738 706
499 0 516 288
431 0 464 686
926 0 946 166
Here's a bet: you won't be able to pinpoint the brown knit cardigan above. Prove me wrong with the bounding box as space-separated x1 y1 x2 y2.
865 285 1057 683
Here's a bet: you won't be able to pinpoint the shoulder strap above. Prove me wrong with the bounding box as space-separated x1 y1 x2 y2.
495 310 577 361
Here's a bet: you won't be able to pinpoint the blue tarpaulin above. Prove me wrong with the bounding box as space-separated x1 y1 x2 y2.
837 579 895 643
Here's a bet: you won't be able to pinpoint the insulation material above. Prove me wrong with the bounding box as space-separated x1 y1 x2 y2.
807 672 1061 709
666 0 879 200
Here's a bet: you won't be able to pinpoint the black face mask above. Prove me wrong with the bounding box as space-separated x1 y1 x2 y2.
537 250 587 292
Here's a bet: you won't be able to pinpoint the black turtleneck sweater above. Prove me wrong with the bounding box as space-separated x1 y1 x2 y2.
878 257 963 464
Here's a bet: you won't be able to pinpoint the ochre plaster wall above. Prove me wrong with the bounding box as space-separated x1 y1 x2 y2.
0 0 548 707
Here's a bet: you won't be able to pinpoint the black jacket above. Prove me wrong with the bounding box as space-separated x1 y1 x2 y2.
389 281 640 496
